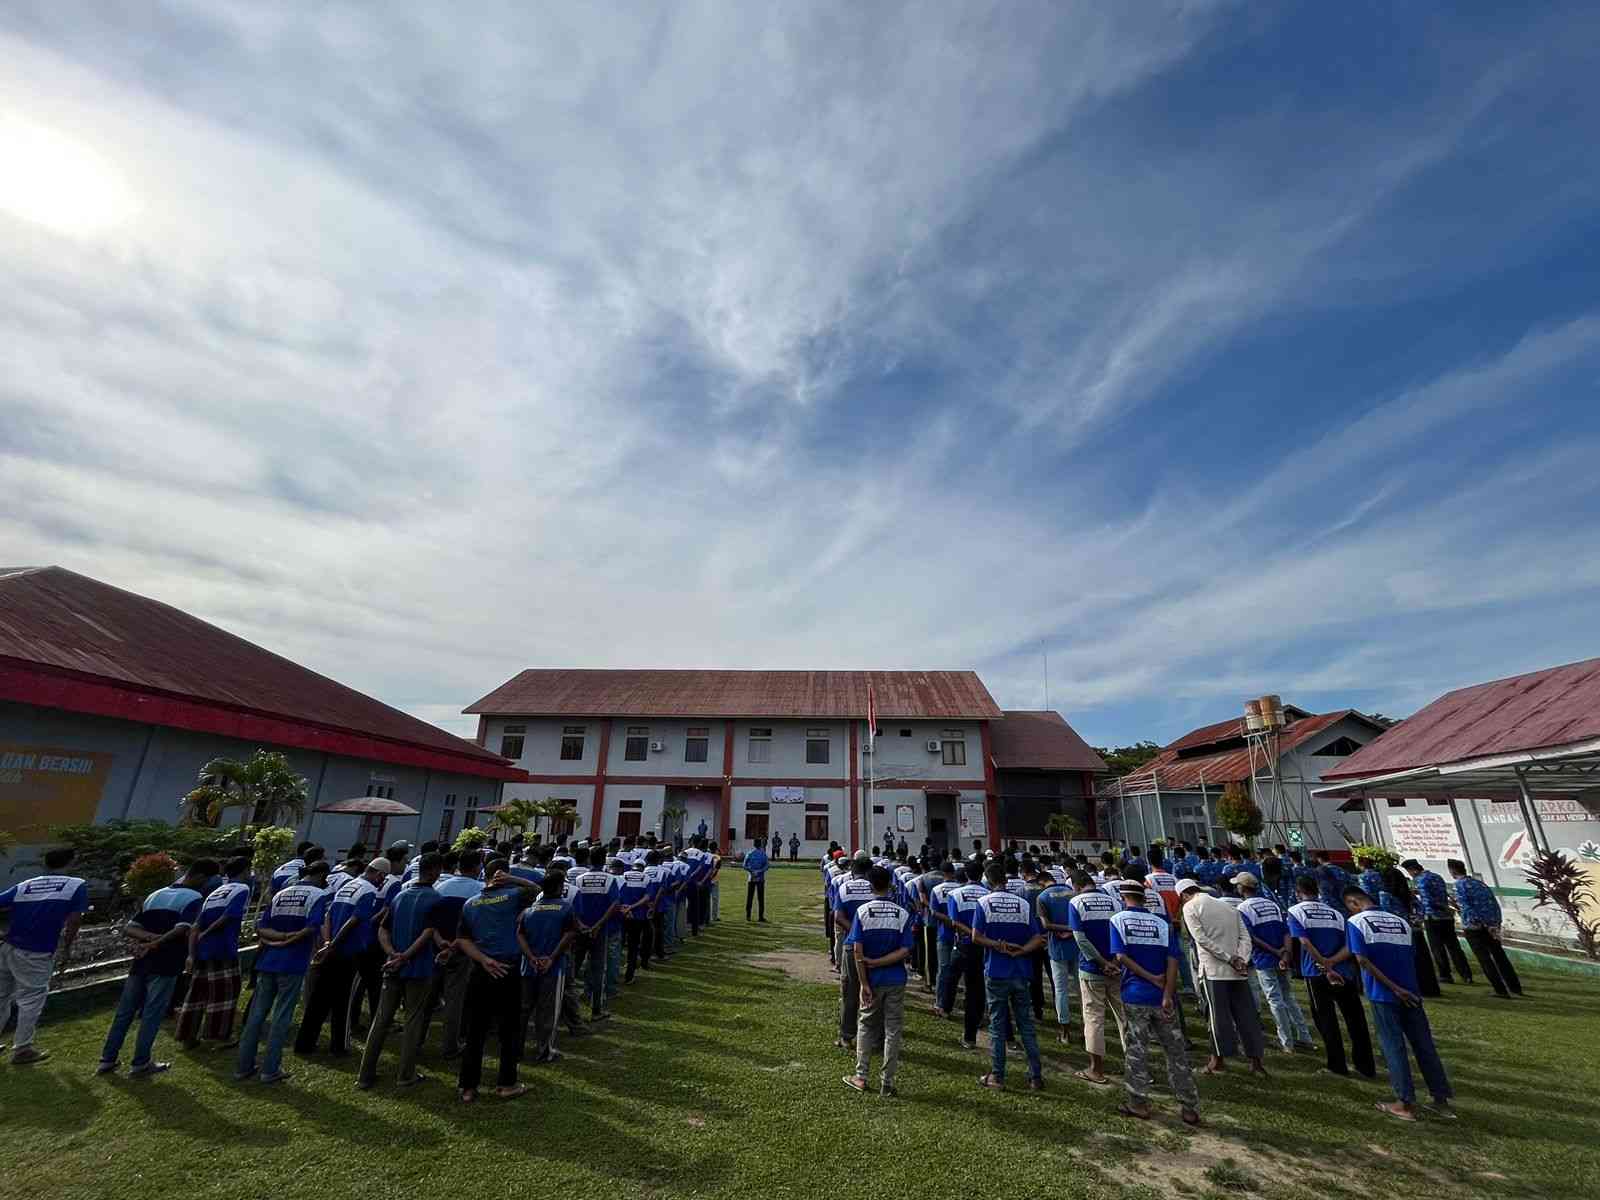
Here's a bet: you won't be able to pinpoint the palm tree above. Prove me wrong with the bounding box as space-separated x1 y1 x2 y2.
531 797 580 839
1045 812 1084 844
488 797 541 839
181 750 309 829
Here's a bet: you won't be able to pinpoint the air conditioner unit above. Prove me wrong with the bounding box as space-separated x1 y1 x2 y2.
861 743 873 754
649 740 665 752
926 739 942 753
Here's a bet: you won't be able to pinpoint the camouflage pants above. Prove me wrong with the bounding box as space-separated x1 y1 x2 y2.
1125 1003 1200 1111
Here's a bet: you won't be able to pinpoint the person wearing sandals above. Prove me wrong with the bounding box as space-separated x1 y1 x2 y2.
0 847 89 1067
971 860 1046 1093
1343 886 1456 1123
841 866 915 1097
1109 880 1201 1126
455 858 536 1103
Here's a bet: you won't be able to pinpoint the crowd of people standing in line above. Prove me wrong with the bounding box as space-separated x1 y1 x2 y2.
817 837 1525 1123
0 833 730 1102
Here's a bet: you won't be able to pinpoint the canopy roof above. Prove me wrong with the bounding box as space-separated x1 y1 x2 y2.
315 796 420 816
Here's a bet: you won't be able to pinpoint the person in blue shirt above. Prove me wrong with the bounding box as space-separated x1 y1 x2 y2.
1068 872 1127 1084
456 856 537 1102
971 861 1045 1092
841 866 916 1097
926 864 961 1012
1400 858 1473 986
1109 880 1201 1124
619 858 655 982
236 860 331 1084
175 854 253 1049
0 847 89 1065
270 842 320 895
942 870 990 1049
357 852 447 1089
743 841 770 922
1343 886 1454 1122
1234 875 1316 1053
1313 853 1349 907
430 849 484 1059
1448 860 1524 999
1377 868 1441 998
97 859 216 1077
519 871 578 1064
1357 857 1384 903
294 856 389 1057
570 845 621 1023
915 861 946 995
832 856 878 1050
1034 871 1078 1045
1286 875 1374 1079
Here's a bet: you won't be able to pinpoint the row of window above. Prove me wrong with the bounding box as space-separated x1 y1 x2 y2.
501 724 970 766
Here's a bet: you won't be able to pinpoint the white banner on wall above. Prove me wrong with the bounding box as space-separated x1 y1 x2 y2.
958 801 986 838
1388 813 1462 860
770 786 805 804
896 804 914 833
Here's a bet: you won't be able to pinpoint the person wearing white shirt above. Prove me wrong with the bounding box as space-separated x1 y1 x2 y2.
1175 878 1267 1077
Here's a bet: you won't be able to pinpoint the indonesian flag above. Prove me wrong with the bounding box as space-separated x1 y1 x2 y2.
866 678 878 744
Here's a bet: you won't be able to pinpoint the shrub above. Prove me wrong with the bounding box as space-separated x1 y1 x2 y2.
1216 783 1264 843
452 826 491 854
124 852 179 904
1348 842 1399 872
251 826 298 878
1524 850 1600 959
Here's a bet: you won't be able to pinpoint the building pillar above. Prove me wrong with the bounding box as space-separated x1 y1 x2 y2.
588 720 611 840
719 719 735 847
980 721 999 847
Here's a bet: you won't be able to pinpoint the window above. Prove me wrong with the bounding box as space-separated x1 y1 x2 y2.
805 803 829 841
1426 797 1451 807
624 726 649 762
500 725 525 760
1386 797 1407 808
438 793 457 840
617 799 642 838
685 726 709 763
805 728 830 765
872 804 885 815
560 725 587 761
744 802 770 842
1313 736 1363 757
364 783 395 799
464 794 481 828
941 729 967 766
899 728 913 737
358 814 385 845
748 727 773 763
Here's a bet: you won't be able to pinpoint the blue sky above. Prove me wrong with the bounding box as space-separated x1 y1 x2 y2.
2 3 1597 749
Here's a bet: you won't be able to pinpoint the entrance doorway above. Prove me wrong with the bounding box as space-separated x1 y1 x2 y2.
926 792 958 860
664 785 719 847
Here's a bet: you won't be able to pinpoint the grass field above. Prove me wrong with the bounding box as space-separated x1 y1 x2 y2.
4 865 1598 1200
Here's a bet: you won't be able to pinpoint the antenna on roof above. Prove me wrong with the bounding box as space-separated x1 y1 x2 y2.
1043 646 1050 711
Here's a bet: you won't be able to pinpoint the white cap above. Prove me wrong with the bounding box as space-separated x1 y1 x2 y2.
367 857 392 874
1174 878 1201 896
1231 871 1258 888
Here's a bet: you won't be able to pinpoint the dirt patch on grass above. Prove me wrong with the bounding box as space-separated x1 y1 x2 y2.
747 950 839 986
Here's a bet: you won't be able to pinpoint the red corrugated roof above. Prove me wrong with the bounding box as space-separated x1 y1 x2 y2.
465 668 1003 720
1115 709 1372 792
0 567 520 779
991 710 1106 772
1324 657 1600 779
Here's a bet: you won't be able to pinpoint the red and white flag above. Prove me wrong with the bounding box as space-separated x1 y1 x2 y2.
866 678 878 744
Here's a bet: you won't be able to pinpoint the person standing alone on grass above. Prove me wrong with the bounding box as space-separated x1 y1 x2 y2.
176 854 253 1049
790 833 800 862
972 861 1045 1092
1343 886 1456 1122
1110 880 1201 1125
0 847 88 1066
1175 878 1268 1078
1234 873 1316 1054
97 859 216 1077
1448 860 1523 998
1286 874 1374 1080
832 855 877 1051
235 860 329 1084
842 866 915 1097
744 840 770 922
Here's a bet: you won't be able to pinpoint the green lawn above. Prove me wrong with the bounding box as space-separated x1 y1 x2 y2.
5 864 1598 1200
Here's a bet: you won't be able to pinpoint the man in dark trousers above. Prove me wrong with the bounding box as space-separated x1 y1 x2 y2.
1287 875 1375 1078
744 840 770 922
1401 859 1474 985
789 833 800 862
1449 860 1524 998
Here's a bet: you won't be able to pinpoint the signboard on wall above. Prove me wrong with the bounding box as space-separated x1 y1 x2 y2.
770 786 805 804
1388 813 1462 860
0 745 114 842
896 804 914 833
958 801 986 838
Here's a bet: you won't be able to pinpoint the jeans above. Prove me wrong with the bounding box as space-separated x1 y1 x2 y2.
100 971 178 1068
985 976 1041 1082
709 881 720 922
1305 973 1375 1077
1369 999 1452 1105
237 971 305 1079
934 939 953 1002
1462 927 1523 997
746 878 766 919
854 983 905 1087
0 944 55 1053
1256 967 1314 1048
1048 957 1077 1027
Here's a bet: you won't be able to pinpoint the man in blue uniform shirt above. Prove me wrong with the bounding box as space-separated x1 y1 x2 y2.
1448 860 1523 998
1400 859 1473 986
971 861 1044 1092
1234 874 1315 1053
841 867 915 1097
1344 885 1454 1121
456 857 535 1101
1287 875 1373 1079
519 871 579 1063
619 857 654 982
177 855 253 1048
832 855 877 1050
1068 871 1126 1084
944 868 991 1048
237 860 331 1083
743 840 770 922
97 859 216 1077
1034 870 1078 1045
358 852 446 1089
1110 879 1200 1124
571 846 621 1022
294 856 388 1057
0 847 89 1065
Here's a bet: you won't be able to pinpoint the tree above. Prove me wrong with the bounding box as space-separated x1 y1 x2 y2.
1524 850 1600 960
1216 782 1264 845
488 798 541 839
1045 812 1084 844
451 826 491 854
180 750 309 829
1093 741 1162 775
250 825 298 879
659 801 687 840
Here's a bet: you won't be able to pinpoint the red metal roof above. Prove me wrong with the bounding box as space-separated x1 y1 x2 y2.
1324 656 1600 779
0 567 523 781
465 669 1004 720
991 710 1106 773
1114 709 1374 792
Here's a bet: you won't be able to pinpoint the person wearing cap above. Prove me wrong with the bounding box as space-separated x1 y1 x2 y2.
832 855 877 1050
971 860 1045 1092
1110 879 1200 1124
1234 873 1316 1054
294 855 389 1057
1286 874 1374 1079
1343 885 1455 1121
1175 877 1267 1077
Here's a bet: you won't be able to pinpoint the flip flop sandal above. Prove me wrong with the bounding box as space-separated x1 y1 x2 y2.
1074 1069 1110 1085
496 1085 528 1100
1374 1102 1416 1122
842 1075 867 1092
460 1089 478 1104
977 1074 1004 1090
1117 1103 1153 1120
